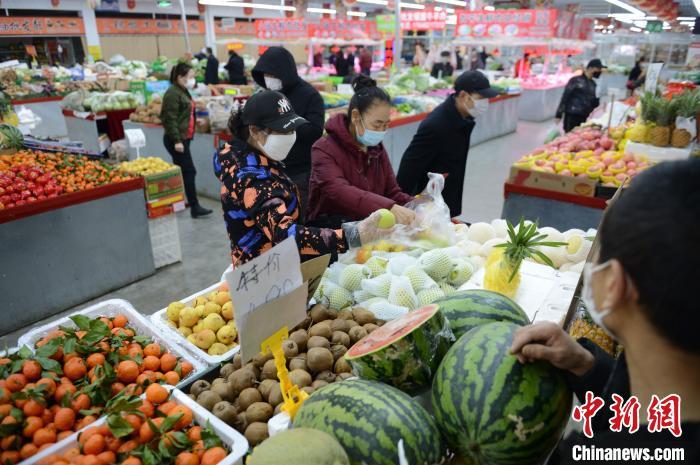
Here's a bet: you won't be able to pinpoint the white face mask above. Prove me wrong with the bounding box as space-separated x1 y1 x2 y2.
264 76 283 91
581 260 615 338
260 132 296 161
468 96 489 117
186 78 196 89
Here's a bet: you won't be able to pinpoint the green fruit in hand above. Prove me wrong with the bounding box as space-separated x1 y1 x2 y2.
377 208 396 229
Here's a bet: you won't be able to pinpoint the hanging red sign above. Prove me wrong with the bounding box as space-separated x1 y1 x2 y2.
401 8 447 31
456 9 557 38
308 19 379 40
255 18 307 40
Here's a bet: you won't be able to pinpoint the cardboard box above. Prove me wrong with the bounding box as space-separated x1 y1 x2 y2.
508 166 598 197
147 199 185 219
143 167 184 202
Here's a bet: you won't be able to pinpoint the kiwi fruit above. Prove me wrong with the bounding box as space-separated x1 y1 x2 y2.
363 323 379 333
311 380 328 390
282 340 299 358
212 401 238 426
330 344 348 361
331 331 351 347
219 363 237 379
307 336 330 350
337 309 353 320
261 359 278 381
288 357 308 372
252 351 273 368
348 326 368 344
242 363 260 380
211 377 225 389
228 368 256 394
336 373 353 381
268 385 283 407
288 369 312 388
258 379 279 401
244 422 269 446
329 318 347 333
273 403 283 416
307 347 334 373
351 307 376 325
235 412 248 432
288 329 308 352
314 370 336 384
190 379 211 397
196 391 222 411
346 320 360 330
334 357 352 374
211 380 235 402
301 386 315 395
308 322 332 339
246 402 274 423
294 315 312 331
309 304 331 323
231 353 242 370
238 387 263 411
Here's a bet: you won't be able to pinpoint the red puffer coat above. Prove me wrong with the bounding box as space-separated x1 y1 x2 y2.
307 113 412 222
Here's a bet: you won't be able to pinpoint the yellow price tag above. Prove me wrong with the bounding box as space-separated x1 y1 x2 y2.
261 327 308 419
88 45 102 61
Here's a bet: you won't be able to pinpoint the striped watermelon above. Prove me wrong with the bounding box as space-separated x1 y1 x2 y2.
344 304 455 394
435 290 529 339
432 322 572 465
293 379 446 465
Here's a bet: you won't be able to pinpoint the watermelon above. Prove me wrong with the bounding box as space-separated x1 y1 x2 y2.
431 322 572 465
435 289 529 339
293 379 446 465
248 428 350 465
344 304 455 394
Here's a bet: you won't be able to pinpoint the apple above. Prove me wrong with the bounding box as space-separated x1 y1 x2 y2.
603 170 613 177
560 169 573 176
622 154 635 163
615 173 627 182
626 169 637 177
626 161 637 169
534 159 546 167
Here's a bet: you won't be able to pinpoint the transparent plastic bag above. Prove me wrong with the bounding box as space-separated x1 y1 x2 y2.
368 300 408 321
388 276 419 310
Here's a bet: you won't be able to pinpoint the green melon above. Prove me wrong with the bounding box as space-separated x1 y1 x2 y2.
432 322 572 465
293 379 446 465
344 304 455 395
435 289 529 339
248 428 350 465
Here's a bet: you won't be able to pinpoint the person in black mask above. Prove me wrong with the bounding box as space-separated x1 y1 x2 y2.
555 59 606 132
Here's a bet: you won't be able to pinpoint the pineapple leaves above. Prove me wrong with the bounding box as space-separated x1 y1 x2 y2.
499 218 568 281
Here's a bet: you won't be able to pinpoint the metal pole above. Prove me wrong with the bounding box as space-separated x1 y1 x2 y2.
393 1 402 73
178 0 191 54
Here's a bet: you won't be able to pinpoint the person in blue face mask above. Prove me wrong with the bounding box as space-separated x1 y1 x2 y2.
307 75 414 229
510 158 700 464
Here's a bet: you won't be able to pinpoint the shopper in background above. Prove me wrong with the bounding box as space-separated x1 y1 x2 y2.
313 47 324 68
307 75 414 229
556 58 606 132
204 47 219 85
431 51 454 79
224 49 247 85
252 47 325 222
215 90 383 266
413 43 427 68
358 46 372 76
334 47 352 78
469 49 485 71
511 159 700 463
160 62 212 218
397 71 497 218
627 56 647 93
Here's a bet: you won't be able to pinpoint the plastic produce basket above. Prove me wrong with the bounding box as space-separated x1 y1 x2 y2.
17 299 208 387
151 283 241 366
25 386 249 465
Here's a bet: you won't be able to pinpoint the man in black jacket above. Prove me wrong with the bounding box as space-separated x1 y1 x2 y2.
511 159 700 465
252 47 325 222
204 47 219 85
556 59 605 132
224 50 246 85
397 71 497 218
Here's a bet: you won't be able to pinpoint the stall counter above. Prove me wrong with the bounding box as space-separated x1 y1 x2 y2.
12 96 67 138
518 85 566 122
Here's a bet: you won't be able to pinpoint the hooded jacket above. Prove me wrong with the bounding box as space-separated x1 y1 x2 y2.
308 113 413 222
252 47 325 177
556 74 599 119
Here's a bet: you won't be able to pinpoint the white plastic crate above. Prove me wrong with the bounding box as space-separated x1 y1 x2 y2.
151 283 241 366
17 299 208 387
25 386 249 465
148 213 182 268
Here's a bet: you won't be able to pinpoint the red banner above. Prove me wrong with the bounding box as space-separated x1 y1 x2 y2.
255 18 307 40
401 8 447 31
456 9 557 38
0 17 84 35
308 19 379 40
555 10 593 40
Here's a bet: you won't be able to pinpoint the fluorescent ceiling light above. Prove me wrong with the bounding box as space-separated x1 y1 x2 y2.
357 0 388 4
435 0 467 6
198 0 296 10
604 0 644 16
434 6 455 13
347 10 366 17
629 26 642 32
633 20 647 28
400 2 425 9
307 7 336 14
677 17 695 21
484 5 495 10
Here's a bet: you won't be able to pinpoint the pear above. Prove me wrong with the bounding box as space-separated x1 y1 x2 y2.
166 301 185 322
187 334 198 345
194 305 205 318
208 342 229 356
178 307 199 328
221 301 234 320
194 329 216 350
214 291 231 306
179 326 193 337
165 320 177 329
217 325 237 345
202 314 225 332
208 291 219 302
192 321 205 334
194 297 208 307
203 302 222 316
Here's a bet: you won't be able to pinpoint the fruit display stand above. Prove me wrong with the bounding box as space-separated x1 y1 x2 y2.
0 178 157 335
517 83 566 122
62 109 111 155
11 96 67 138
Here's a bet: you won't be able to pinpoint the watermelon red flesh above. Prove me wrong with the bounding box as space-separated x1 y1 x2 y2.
344 304 455 395
432 322 572 465
435 289 530 340
293 379 446 465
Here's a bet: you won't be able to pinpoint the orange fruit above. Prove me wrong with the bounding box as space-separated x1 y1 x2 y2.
116 361 139 384
0 450 20 464
5 374 27 392
137 400 154 419
71 393 91 412
159 354 177 373
168 406 193 431
97 450 116 464
1 415 17 426
138 418 163 444
57 430 73 441
121 457 141 465
200 447 227 465
163 371 180 386
19 443 38 460
145 384 168 405
82 433 105 455
54 407 76 431
99 317 113 330
75 415 97 431
64 358 87 381
1 434 18 450
81 455 102 465
0 404 11 416
23 416 44 438
33 427 57 446
86 353 105 369
23 399 45 417
111 327 129 337
127 346 143 360
186 426 202 442
110 382 125 397
143 356 160 372
175 451 200 465
191 440 206 458
180 362 194 378
55 383 77 403
157 401 176 416
41 408 54 425
112 315 128 328
143 344 161 358
105 436 122 453
22 361 42 382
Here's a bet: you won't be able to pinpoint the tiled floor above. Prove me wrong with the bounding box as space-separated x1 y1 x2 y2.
3 118 553 345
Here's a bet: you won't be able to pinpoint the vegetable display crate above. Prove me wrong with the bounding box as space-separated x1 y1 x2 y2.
151 282 241 366
148 213 182 268
17 299 209 387
518 85 566 122
26 386 249 465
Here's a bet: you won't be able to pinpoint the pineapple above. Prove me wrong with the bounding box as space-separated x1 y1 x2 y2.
648 96 675 147
628 92 654 143
671 90 699 148
483 219 566 298
569 313 616 356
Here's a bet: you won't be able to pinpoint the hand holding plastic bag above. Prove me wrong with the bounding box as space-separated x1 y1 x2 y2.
543 124 562 144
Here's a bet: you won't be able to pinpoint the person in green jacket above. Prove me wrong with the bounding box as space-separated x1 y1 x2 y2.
160 62 212 218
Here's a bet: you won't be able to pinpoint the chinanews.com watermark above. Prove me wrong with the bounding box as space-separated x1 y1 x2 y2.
569 392 687 462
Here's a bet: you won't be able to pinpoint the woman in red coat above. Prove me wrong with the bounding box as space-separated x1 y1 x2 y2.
308 75 414 229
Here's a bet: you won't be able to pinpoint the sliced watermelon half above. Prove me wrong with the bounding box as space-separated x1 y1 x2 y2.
345 304 455 395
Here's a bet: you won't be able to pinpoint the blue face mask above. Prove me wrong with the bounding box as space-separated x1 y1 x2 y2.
356 117 386 147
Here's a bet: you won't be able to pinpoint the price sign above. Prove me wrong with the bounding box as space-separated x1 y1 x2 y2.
644 63 664 93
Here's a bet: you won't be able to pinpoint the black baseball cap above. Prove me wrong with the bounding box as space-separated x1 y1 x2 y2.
242 90 307 132
454 71 498 98
586 59 607 69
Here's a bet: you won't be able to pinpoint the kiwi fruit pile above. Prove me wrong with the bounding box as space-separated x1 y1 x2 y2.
186 305 381 446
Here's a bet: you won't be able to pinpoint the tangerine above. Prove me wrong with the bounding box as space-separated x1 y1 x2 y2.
116 361 139 384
